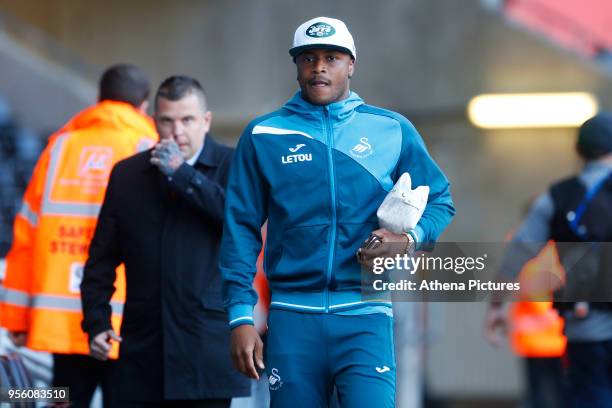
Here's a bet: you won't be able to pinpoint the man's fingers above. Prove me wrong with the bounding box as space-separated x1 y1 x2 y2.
152 141 172 154
233 348 252 378
157 139 178 153
89 330 121 361
94 337 112 352
91 343 104 354
95 342 111 353
231 351 245 374
91 350 108 360
371 229 392 242
232 345 251 377
255 338 265 370
91 350 108 361
90 344 109 360
230 326 262 380
108 331 122 342
362 233 382 248
485 328 503 347
484 310 506 347
360 244 388 260
240 348 259 380
163 139 180 150
154 139 169 148
151 149 168 159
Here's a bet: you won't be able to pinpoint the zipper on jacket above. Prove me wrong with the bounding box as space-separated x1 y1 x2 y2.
324 106 337 312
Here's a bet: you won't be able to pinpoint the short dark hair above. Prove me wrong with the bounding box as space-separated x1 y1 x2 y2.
98 64 150 107
154 75 207 111
576 113 612 161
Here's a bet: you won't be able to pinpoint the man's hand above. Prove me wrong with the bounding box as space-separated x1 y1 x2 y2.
8 331 27 347
230 325 265 380
89 329 122 361
150 139 185 176
357 228 412 266
484 303 507 347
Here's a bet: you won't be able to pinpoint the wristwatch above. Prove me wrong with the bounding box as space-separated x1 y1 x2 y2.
402 232 416 256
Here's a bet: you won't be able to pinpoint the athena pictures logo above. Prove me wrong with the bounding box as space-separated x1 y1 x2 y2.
306 22 336 38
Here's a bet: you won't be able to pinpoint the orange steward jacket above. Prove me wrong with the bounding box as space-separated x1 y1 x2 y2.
509 242 567 357
0 101 157 357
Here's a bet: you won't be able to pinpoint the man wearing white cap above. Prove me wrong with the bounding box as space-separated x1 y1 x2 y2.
220 17 455 407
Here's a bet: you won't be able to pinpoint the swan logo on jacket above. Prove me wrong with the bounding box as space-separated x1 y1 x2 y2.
268 368 283 391
350 137 373 158
282 143 312 164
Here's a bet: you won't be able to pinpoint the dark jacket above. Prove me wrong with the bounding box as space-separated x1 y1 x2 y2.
81 136 250 401
549 173 612 309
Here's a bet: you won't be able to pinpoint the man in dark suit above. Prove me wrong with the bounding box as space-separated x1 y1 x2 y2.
80 76 250 407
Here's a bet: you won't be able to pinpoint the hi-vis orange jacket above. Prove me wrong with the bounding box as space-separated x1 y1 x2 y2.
0 101 157 357
509 241 567 358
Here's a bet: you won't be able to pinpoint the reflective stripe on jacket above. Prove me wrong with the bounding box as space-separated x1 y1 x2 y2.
0 101 157 356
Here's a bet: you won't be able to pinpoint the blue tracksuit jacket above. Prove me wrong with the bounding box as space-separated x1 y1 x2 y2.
220 91 455 328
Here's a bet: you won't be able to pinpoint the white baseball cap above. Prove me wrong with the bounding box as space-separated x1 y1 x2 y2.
289 17 356 60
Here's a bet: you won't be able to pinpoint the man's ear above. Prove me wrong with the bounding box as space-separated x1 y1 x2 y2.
203 111 213 133
138 100 149 114
348 59 355 79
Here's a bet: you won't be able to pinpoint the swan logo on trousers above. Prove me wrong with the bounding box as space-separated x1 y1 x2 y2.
282 144 312 164
269 368 284 390
350 137 373 158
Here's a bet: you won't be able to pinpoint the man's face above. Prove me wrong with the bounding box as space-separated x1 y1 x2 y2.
296 49 354 106
154 93 211 160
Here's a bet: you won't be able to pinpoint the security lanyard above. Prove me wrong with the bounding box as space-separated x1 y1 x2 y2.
569 171 612 240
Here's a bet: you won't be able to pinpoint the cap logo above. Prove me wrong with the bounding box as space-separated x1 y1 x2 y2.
306 22 336 38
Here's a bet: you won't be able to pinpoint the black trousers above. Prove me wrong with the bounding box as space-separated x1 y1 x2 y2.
524 356 564 408
565 340 612 408
52 353 117 408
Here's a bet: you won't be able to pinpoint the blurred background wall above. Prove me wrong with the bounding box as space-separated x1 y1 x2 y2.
1 0 610 405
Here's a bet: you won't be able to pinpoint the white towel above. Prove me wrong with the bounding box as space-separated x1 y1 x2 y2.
377 172 428 234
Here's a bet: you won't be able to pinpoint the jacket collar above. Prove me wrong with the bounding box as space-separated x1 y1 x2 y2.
196 134 221 167
282 91 364 128
63 100 157 137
